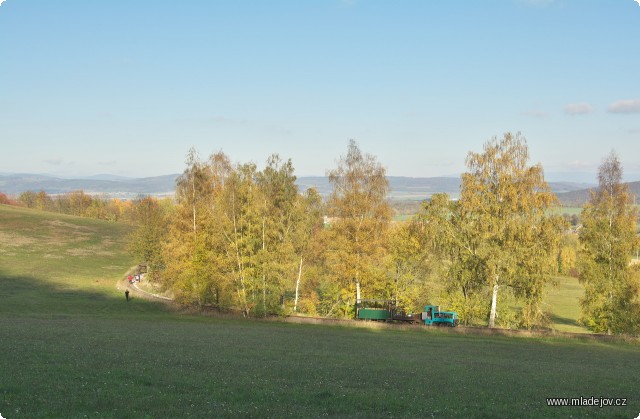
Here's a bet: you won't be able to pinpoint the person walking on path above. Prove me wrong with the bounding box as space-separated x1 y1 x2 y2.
125 289 130 302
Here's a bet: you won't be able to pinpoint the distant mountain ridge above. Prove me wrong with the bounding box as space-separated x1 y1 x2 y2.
0 173 180 197
555 181 640 207
1 173 596 201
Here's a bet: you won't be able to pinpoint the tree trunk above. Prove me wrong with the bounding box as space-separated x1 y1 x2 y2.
231 197 248 317
191 174 197 235
262 213 266 316
356 280 361 301
263 273 267 316
294 256 303 312
192 205 196 235
489 281 499 328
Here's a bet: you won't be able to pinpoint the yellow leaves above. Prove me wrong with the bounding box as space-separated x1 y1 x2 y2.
578 152 640 334
326 141 392 298
418 132 565 327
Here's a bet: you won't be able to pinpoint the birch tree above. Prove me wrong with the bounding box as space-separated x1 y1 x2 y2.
127 196 168 277
219 162 262 316
163 149 224 306
418 133 564 328
291 187 323 312
255 155 299 315
388 221 433 313
578 151 640 334
326 140 391 310
415 193 488 325
180 148 210 235
463 133 564 327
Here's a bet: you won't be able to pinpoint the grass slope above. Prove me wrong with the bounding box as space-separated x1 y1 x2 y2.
544 276 589 334
1 204 639 418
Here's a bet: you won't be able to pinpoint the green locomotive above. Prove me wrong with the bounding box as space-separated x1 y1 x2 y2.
421 304 459 327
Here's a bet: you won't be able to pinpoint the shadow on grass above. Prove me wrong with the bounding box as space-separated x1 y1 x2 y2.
550 313 581 327
0 269 171 318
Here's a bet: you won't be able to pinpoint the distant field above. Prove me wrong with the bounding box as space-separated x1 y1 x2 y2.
392 214 414 222
557 206 583 215
392 203 584 221
1 204 638 418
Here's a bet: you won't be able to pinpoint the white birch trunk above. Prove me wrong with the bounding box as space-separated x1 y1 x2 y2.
489 281 499 328
263 274 266 315
191 174 197 235
294 256 303 312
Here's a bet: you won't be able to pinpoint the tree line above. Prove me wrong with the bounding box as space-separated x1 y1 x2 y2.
11 189 127 221
127 134 639 333
3 132 637 333
1 189 174 224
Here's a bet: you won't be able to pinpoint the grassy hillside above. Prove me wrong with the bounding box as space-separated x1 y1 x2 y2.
1 204 638 418
0 204 149 316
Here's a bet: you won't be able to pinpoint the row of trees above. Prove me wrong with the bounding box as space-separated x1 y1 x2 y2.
155 149 324 316
16 189 122 220
127 134 639 333
9 189 167 223
129 142 418 317
0 192 15 205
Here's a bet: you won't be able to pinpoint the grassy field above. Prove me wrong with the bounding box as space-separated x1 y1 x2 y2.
0 204 162 318
544 276 589 334
1 204 639 418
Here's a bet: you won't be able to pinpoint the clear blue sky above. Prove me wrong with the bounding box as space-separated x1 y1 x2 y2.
1 0 639 181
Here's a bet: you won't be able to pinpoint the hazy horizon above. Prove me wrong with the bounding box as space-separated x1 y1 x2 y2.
7 169 640 185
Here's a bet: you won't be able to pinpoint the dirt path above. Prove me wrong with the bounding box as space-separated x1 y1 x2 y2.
117 267 175 306
131 281 173 301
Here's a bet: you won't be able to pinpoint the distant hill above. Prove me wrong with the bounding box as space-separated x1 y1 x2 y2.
0 173 179 198
296 176 589 199
556 181 640 207
296 176 463 199
1 173 596 201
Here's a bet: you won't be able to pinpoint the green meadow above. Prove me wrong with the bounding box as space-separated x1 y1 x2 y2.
1 204 639 418
544 276 589 334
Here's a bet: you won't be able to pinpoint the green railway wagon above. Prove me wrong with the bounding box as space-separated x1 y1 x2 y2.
355 299 393 321
357 308 391 321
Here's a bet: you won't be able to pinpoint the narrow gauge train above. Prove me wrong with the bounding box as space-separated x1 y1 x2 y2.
355 299 460 327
